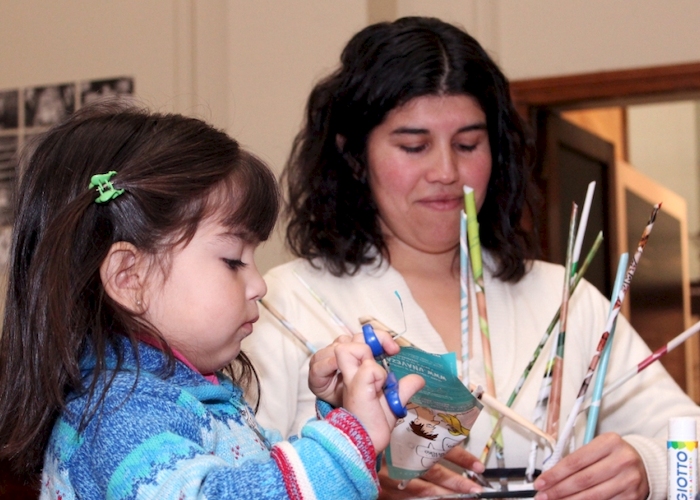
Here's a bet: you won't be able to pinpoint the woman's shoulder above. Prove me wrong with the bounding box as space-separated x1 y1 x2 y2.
264 257 392 290
498 258 607 306
506 259 566 288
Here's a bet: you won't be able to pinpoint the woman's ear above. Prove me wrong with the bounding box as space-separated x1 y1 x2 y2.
100 241 148 312
335 134 346 152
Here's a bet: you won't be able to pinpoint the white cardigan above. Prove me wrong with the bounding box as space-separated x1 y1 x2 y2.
243 254 700 500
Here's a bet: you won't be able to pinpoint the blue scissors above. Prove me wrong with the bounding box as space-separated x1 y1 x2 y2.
362 324 407 418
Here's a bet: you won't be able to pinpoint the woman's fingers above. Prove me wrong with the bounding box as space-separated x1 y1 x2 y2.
378 462 481 499
534 433 648 500
443 444 486 474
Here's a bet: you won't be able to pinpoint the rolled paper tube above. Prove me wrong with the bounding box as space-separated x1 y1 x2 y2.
463 186 496 398
583 252 628 444
543 203 661 469
571 181 596 276
460 210 470 387
293 270 354 336
464 185 505 483
480 231 603 463
259 299 317 354
545 202 578 439
580 318 700 412
469 385 556 450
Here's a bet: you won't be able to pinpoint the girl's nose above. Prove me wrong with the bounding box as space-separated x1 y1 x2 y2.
247 264 268 301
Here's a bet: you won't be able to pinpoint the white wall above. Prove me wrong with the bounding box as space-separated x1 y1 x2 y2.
0 1 199 113
0 0 367 274
225 1 367 272
496 0 700 80
395 0 700 80
3 0 700 273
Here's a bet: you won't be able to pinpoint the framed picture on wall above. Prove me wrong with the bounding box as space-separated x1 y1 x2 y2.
24 83 75 128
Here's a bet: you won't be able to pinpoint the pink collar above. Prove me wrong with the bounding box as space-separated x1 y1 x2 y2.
171 347 219 385
138 335 219 385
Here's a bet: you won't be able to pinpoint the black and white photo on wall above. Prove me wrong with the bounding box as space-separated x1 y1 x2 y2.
0 91 18 130
0 77 134 267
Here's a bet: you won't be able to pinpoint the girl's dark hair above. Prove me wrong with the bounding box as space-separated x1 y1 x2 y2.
0 101 279 476
285 16 538 280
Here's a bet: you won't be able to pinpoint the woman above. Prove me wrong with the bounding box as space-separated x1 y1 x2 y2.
244 17 700 499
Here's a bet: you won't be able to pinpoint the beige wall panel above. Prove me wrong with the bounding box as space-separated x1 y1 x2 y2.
0 1 182 110
497 0 700 79
226 1 367 273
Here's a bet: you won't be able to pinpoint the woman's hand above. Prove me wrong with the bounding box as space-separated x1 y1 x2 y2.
534 433 648 500
378 445 486 499
308 330 424 451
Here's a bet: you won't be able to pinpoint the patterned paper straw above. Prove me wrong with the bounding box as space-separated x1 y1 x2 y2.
581 318 700 412
471 386 556 449
543 203 661 470
460 210 470 387
259 299 317 355
571 182 596 276
480 231 603 464
545 202 578 439
583 252 628 444
464 186 506 487
525 203 578 480
463 186 496 398
293 271 354 336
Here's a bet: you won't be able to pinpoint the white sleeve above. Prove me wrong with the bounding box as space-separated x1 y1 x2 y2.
574 281 700 500
243 264 341 437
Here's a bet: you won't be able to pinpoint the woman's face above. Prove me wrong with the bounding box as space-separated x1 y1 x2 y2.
366 94 492 255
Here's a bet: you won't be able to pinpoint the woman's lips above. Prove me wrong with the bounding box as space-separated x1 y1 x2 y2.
417 196 463 210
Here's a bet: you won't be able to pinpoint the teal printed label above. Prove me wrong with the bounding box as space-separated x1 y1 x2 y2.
386 346 483 480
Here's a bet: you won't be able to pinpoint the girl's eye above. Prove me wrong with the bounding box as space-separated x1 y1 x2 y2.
224 258 246 270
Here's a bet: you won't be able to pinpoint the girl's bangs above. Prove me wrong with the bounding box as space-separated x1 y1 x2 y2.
208 151 280 242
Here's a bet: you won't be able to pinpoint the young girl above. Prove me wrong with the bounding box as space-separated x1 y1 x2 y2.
0 102 423 499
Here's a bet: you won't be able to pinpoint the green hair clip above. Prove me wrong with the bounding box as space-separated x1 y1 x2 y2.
89 171 124 204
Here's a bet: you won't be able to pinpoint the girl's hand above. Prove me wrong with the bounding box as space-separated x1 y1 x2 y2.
534 433 648 500
308 330 424 451
308 329 403 407
307 334 353 407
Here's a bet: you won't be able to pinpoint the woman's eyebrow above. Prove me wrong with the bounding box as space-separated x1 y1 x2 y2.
390 123 487 135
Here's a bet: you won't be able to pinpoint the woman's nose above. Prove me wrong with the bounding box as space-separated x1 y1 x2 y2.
426 146 459 184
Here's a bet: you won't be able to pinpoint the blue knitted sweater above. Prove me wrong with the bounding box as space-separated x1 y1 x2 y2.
40 340 379 499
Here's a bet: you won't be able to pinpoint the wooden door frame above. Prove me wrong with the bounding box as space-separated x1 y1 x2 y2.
510 61 700 118
510 61 700 401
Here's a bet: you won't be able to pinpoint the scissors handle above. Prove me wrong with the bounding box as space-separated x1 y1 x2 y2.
362 323 385 358
383 371 407 418
362 324 407 418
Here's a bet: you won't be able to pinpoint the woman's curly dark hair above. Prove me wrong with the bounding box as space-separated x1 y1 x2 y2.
285 16 538 281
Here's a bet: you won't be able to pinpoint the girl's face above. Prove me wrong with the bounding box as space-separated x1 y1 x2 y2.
366 94 492 256
143 216 266 373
